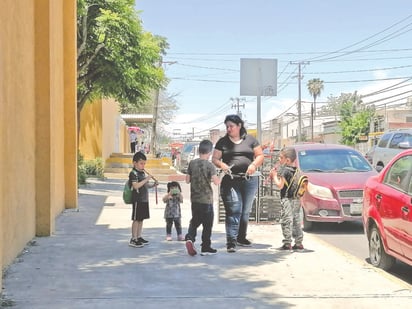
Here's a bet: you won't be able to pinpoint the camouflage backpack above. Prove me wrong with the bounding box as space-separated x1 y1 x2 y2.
286 168 308 198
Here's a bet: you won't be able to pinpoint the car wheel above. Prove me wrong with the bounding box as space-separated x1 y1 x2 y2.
301 208 313 231
369 226 395 270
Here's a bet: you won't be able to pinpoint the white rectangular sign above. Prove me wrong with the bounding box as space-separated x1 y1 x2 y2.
240 58 277 96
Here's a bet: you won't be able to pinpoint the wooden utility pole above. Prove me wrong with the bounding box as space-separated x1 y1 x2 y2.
290 61 309 142
150 60 176 155
231 97 245 117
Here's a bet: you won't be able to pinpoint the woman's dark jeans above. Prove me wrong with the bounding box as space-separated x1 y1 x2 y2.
220 175 259 245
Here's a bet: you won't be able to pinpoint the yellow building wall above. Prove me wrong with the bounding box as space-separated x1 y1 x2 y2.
0 0 77 289
102 98 128 158
79 98 129 161
1 0 37 279
79 99 104 160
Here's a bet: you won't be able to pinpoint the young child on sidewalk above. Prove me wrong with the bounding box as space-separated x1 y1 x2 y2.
162 181 184 241
270 147 305 251
128 152 158 248
185 140 221 256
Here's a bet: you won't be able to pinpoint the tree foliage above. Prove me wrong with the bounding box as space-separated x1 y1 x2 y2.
338 92 375 146
307 78 324 115
77 0 168 115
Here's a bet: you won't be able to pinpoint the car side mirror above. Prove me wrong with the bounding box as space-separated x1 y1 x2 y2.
398 141 412 149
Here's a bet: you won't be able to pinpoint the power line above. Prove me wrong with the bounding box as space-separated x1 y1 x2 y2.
303 14 412 62
361 78 412 98
166 47 412 57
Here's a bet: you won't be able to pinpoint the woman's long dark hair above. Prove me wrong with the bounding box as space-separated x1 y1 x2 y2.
224 114 247 139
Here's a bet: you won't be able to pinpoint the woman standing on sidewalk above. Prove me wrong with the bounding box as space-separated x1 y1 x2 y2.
212 114 264 253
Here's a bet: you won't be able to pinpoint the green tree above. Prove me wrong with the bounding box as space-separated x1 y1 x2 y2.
339 92 375 146
307 78 324 140
77 0 168 133
307 78 324 117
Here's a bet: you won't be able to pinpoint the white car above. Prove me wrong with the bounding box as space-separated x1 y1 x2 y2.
372 129 412 171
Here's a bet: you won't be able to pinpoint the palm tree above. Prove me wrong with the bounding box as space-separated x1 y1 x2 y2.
307 78 324 141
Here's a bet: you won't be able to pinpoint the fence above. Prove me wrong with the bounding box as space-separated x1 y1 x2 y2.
218 150 282 223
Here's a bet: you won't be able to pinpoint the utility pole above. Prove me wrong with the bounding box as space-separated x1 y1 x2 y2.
151 87 160 155
231 97 245 117
290 61 309 142
151 60 176 155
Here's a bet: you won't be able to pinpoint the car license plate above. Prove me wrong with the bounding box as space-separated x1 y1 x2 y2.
350 203 362 215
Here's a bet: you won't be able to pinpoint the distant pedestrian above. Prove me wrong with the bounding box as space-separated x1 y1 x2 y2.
270 147 305 251
128 152 159 248
162 181 184 241
185 140 221 256
129 130 137 153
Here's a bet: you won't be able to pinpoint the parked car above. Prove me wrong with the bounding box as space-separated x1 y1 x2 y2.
362 149 412 270
364 145 376 164
294 143 378 231
187 144 199 165
372 128 412 171
177 141 199 173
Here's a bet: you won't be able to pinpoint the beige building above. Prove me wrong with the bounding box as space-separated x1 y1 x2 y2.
0 0 77 289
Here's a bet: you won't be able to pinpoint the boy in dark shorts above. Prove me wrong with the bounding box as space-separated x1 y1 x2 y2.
128 152 158 248
185 140 221 256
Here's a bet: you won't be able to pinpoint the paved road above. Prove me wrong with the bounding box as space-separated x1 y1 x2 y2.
1 178 411 309
309 221 412 285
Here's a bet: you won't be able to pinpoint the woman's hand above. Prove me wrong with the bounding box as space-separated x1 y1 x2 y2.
246 163 257 175
220 162 230 172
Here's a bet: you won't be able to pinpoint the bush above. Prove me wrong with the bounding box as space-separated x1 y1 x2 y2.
78 164 87 185
78 153 105 185
83 157 104 178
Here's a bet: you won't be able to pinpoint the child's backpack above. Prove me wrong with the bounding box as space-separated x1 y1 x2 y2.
122 180 133 204
286 168 308 198
123 170 137 204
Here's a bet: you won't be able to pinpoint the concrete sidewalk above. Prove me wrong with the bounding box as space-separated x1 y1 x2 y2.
1 177 411 309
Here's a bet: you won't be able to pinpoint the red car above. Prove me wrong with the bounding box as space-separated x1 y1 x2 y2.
362 149 412 270
294 143 378 230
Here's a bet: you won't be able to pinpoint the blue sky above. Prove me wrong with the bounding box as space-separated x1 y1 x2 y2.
136 1 412 137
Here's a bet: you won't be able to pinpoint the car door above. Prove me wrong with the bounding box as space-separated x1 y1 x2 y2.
400 155 412 260
382 155 412 258
384 133 404 165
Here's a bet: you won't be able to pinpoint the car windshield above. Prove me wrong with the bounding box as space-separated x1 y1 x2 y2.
298 148 373 172
182 143 196 153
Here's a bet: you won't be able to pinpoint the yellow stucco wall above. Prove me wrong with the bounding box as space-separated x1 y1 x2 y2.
0 0 77 289
79 98 129 161
1 0 37 281
79 99 104 160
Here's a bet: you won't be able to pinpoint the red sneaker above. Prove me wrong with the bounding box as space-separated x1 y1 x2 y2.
185 240 197 256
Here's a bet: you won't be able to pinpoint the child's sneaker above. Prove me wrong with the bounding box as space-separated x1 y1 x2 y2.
278 243 292 251
185 240 197 256
200 247 217 256
292 244 304 251
166 234 172 241
177 235 185 241
128 238 143 248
